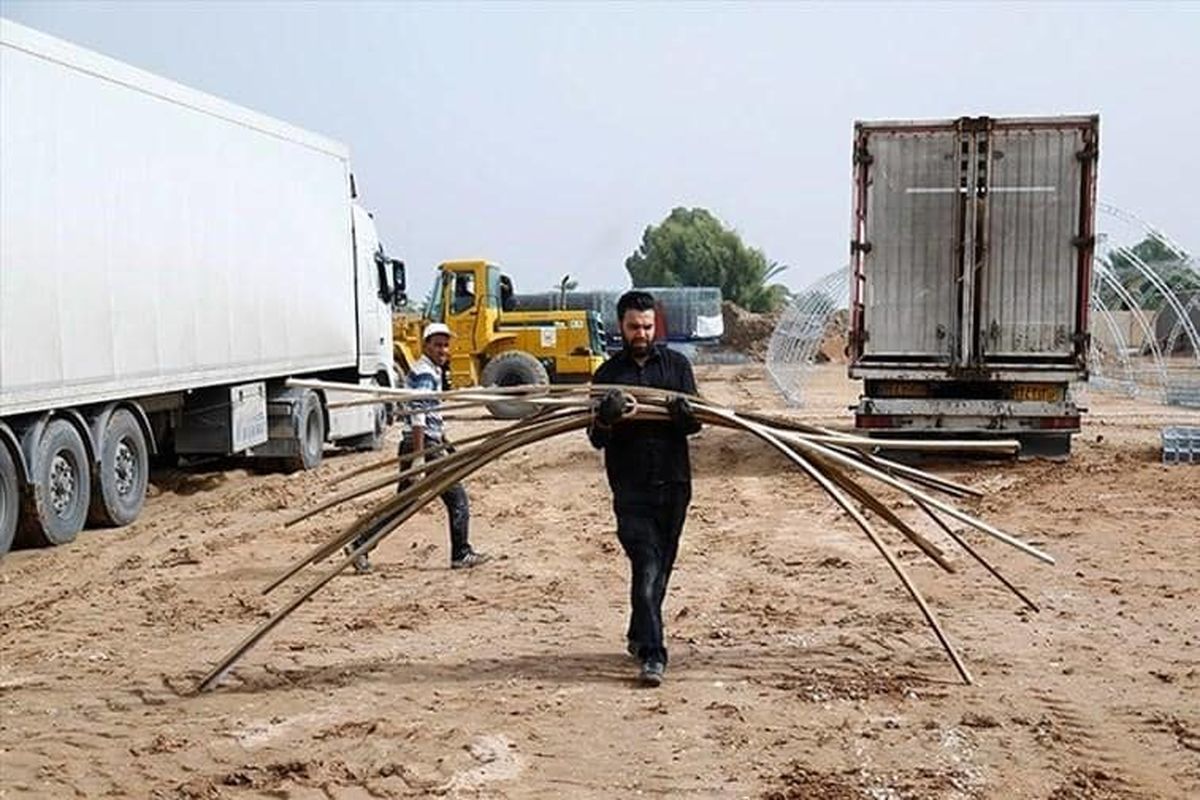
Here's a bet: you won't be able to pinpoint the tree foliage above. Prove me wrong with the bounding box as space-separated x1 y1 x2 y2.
1099 235 1196 311
624 207 788 312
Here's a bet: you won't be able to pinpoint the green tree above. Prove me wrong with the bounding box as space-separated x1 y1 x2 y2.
1099 235 1195 310
624 207 789 312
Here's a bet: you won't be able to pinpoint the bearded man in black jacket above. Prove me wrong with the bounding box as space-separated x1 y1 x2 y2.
588 290 702 687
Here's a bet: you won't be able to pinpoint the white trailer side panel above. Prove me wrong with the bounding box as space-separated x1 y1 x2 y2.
0 20 358 416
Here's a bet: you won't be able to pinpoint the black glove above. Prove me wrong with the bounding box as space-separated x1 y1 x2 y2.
595 388 626 426
666 394 701 435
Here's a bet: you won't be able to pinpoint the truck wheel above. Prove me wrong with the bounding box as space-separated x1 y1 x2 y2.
0 444 18 556
480 350 550 419
88 409 149 527
286 390 325 472
18 419 91 547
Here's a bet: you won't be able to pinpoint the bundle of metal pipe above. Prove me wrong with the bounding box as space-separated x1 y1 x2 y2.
195 378 1051 692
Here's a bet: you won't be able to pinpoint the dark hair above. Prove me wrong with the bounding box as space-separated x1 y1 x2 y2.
617 290 656 321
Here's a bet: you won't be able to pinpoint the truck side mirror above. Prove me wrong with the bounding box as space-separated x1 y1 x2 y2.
374 251 394 305
391 259 407 308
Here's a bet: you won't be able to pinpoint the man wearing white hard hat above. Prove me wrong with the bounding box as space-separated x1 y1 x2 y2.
345 322 489 572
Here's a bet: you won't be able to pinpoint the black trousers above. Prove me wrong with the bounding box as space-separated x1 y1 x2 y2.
352 434 471 560
613 482 692 664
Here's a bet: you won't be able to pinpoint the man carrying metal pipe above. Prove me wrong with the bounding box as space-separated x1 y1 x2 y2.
345 322 490 573
588 290 702 686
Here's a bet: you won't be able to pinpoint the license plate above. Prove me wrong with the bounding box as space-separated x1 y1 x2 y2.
877 381 929 398
1011 384 1062 402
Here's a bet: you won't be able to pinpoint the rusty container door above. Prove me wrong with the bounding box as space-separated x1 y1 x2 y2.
852 122 963 364
976 116 1098 369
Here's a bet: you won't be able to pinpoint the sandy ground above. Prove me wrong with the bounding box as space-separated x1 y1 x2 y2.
1 364 1198 799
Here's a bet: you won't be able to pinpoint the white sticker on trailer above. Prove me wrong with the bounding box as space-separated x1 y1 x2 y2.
540 327 557 348
904 186 1057 194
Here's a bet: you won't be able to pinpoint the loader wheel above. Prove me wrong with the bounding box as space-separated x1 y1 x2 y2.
480 350 550 419
88 409 149 528
18 419 90 547
0 443 18 556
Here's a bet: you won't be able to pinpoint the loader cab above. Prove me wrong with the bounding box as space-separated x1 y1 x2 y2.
424 260 504 386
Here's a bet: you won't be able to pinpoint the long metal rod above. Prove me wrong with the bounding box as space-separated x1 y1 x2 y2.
759 423 1055 565
737 409 1018 459
298 378 1015 459
286 408 582 528
198 413 589 691
327 409 570 487
645 397 1049 569
914 498 1040 612
197 383 1051 691
819 461 956 573
266 442 500 592
262 413 591 595
196 502 413 693
287 377 578 402
698 405 973 684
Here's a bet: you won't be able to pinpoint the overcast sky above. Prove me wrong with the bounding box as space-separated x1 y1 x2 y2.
4 1 1197 299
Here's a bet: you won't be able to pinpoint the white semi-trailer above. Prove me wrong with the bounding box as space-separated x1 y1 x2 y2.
847 115 1100 458
0 19 404 553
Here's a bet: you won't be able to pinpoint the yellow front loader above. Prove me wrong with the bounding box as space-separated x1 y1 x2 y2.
393 261 606 395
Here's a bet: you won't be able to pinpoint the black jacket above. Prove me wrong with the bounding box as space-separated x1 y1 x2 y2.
588 344 700 489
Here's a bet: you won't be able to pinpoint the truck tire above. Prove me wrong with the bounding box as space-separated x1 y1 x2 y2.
480 350 550 420
18 419 91 547
286 390 325 472
87 409 149 527
0 444 18 556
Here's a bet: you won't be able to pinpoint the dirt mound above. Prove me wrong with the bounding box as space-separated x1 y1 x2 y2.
814 308 850 364
722 302 850 364
721 301 780 360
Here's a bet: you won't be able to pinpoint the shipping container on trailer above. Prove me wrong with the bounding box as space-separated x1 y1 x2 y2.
0 19 403 553
847 115 1099 458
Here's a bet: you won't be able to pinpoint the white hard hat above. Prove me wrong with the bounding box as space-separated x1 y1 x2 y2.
423 322 453 341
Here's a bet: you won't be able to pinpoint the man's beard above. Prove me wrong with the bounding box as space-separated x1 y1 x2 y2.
625 337 650 356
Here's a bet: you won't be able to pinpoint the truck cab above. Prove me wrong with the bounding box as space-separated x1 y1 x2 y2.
350 203 404 387
394 260 606 391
